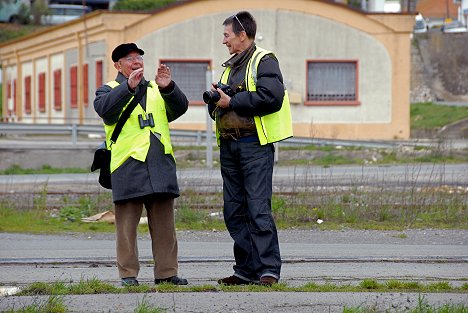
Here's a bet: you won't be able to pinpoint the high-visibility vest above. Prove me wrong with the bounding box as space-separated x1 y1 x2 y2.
104 80 173 172
218 46 293 145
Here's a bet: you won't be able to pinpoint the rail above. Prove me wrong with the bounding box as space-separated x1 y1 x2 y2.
0 123 428 149
0 123 216 146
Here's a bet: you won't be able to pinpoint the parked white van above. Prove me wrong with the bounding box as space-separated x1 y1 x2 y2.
40 4 91 25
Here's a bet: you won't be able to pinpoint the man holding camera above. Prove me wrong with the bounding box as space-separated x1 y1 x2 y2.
207 11 293 286
94 43 188 287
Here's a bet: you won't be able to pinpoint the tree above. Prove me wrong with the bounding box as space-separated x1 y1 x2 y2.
30 0 48 25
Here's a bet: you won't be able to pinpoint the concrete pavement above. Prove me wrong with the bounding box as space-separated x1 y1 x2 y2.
0 230 467 312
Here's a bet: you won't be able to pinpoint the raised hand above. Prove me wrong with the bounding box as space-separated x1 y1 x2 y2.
155 64 172 89
127 68 144 90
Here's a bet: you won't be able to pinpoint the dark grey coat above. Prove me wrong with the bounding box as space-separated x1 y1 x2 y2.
94 73 188 202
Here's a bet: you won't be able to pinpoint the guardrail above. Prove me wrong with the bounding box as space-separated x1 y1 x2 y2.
0 123 424 149
0 123 92 144
0 123 216 146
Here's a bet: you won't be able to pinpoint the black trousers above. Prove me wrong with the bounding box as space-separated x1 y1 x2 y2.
220 139 281 281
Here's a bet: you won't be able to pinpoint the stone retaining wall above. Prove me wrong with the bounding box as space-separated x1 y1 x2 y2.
411 32 468 103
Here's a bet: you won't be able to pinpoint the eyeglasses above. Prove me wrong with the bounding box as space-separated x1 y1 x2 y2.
124 55 143 62
233 14 246 33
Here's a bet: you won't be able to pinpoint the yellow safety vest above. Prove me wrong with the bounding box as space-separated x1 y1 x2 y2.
218 46 293 146
104 81 173 173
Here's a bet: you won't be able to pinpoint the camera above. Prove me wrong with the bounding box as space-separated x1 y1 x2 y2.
138 113 155 129
203 83 235 105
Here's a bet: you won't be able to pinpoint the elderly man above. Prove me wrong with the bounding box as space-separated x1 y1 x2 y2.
94 43 188 286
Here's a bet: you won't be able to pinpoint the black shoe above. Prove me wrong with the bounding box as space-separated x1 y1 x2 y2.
154 276 188 285
121 277 139 286
217 275 251 285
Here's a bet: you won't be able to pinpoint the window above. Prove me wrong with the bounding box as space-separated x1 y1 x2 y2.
160 60 210 104
83 63 89 106
53 69 62 111
38 73 46 112
96 60 103 89
70 65 78 108
306 60 359 106
25 76 32 114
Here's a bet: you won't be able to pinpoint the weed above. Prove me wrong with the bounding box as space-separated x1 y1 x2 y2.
3 295 66 313
33 183 48 211
427 281 453 291
360 279 380 290
134 295 166 313
343 294 468 313
67 278 119 294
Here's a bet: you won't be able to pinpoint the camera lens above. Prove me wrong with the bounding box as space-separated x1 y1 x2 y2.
203 90 221 104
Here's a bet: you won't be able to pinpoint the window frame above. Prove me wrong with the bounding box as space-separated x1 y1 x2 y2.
305 59 360 106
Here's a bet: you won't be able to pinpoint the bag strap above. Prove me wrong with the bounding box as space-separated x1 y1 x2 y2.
110 81 149 144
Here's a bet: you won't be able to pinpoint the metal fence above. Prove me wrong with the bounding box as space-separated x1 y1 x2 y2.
0 123 415 149
0 123 215 146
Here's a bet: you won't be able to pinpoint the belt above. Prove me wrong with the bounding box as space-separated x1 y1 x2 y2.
219 128 258 141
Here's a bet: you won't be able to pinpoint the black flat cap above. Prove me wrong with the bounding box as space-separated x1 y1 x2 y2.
111 43 144 62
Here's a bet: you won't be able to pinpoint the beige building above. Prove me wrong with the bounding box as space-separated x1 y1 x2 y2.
0 0 414 140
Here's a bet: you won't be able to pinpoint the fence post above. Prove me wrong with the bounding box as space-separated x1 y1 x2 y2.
71 124 77 145
205 69 213 168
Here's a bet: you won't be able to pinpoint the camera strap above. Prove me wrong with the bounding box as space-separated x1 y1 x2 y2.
110 81 149 144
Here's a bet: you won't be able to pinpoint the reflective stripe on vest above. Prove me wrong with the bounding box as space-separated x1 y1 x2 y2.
104 80 173 173
219 47 293 146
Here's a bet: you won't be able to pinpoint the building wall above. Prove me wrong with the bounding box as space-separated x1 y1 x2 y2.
0 0 414 140
138 9 393 130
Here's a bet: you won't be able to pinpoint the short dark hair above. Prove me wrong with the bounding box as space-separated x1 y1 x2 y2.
223 11 256 39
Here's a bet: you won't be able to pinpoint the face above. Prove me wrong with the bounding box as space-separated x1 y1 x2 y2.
223 23 244 55
114 51 143 78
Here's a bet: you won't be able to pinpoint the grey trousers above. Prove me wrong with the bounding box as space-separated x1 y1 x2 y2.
114 195 178 279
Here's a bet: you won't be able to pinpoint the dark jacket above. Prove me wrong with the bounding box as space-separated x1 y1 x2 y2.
94 73 188 202
208 45 285 120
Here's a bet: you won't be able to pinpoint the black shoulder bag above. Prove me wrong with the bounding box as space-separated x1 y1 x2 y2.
91 82 148 189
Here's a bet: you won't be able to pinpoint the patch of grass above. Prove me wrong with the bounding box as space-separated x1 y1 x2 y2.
135 295 166 313
68 278 119 294
0 164 88 175
18 279 468 295
174 204 226 231
0 205 116 233
411 102 468 130
3 295 66 313
0 23 48 43
2 179 467 233
360 279 380 290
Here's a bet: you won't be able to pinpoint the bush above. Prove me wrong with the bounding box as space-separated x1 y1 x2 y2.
113 0 176 11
